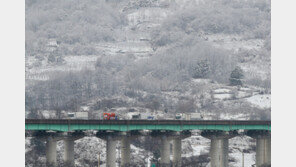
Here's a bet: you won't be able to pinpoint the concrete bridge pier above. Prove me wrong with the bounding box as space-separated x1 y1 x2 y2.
106 137 117 167
33 131 63 167
46 138 58 167
160 135 171 167
247 130 271 167
121 136 131 167
256 136 271 166
97 131 122 167
201 131 237 167
172 137 182 167
210 137 229 167
63 132 84 167
64 139 74 166
172 131 191 167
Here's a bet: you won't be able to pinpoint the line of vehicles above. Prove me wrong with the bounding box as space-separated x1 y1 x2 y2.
67 111 203 120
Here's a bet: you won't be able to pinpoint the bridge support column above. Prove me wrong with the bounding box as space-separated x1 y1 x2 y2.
106 137 117 167
46 138 57 167
256 137 271 167
210 137 228 167
96 131 124 167
172 137 181 167
247 130 271 167
63 132 84 167
64 139 75 166
160 136 171 167
121 136 131 167
33 131 63 167
201 131 237 167
151 131 191 167
172 131 191 167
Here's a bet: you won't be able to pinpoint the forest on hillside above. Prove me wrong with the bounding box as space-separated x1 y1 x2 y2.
25 0 271 119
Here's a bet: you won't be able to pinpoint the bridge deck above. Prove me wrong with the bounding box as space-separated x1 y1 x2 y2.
25 119 271 132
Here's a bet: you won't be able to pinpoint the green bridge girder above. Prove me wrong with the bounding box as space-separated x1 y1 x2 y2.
25 123 271 132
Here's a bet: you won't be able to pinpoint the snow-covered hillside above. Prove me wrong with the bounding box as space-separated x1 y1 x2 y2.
25 0 271 166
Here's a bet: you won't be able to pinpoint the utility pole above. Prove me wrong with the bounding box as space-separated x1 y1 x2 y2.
98 152 100 167
118 143 121 167
242 152 244 167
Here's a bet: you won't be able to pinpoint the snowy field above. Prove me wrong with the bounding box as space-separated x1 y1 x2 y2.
246 94 271 109
207 34 264 52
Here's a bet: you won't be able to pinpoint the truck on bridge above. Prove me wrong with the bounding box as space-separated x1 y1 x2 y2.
175 113 203 120
67 112 89 119
103 113 119 120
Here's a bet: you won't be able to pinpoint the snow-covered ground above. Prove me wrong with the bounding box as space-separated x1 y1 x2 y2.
229 136 256 167
230 149 256 167
213 93 233 100
26 55 99 81
182 135 210 157
220 113 248 120
213 88 232 94
246 94 271 109
207 34 264 52
96 41 152 57
126 7 171 28
241 63 270 81
25 138 32 153
192 78 212 84
236 91 252 99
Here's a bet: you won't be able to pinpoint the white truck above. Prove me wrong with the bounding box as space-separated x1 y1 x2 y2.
190 113 203 120
67 112 89 119
175 113 203 120
126 112 141 120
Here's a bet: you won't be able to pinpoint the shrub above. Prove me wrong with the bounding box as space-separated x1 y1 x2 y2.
192 60 210 78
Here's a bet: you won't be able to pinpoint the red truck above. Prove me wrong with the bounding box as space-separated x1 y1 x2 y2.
103 113 118 120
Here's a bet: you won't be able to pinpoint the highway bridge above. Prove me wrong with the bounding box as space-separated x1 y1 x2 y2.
25 119 271 167
25 119 271 131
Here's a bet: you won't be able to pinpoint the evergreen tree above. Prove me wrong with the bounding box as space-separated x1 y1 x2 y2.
229 66 244 86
